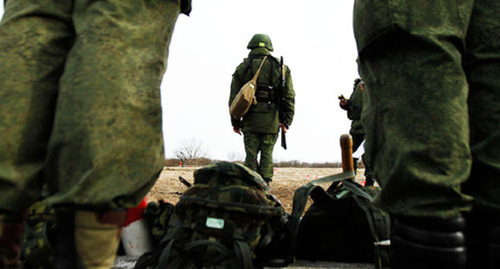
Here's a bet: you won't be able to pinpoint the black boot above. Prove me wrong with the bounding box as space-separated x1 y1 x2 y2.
364 175 375 187
466 208 500 269
390 215 466 269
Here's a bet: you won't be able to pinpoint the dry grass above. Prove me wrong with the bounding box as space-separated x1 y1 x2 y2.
146 166 367 213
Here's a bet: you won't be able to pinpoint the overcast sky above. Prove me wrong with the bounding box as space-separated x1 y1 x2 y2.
0 1 362 163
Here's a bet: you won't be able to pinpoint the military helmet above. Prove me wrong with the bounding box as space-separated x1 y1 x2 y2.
247 34 274 51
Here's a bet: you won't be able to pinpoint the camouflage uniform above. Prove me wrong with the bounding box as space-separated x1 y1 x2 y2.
229 35 295 183
0 0 190 212
354 0 500 267
341 79 365 153
0 0 190 267
340 79 374 186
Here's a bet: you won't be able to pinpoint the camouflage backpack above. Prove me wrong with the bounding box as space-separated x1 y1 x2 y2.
20 201 56 269
135 161 290 269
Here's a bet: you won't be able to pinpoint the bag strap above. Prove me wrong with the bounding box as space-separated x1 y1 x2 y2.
349 187 391 269
234 240 253 269
342 179 374 201
251 56 268 82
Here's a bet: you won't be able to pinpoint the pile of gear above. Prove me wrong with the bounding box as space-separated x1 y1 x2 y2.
16 136 391 269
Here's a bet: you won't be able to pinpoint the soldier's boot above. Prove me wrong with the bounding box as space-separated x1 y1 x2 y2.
390 215 466 269
465 209 500 268
353 157 359 174
52 210 126 269
0 211 26 268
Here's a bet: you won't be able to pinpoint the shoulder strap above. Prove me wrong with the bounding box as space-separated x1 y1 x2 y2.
251 56 268 81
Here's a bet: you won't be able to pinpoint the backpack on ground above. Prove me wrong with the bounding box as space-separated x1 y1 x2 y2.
289 172 390 269
135 161 291 269
20 201 56 269
142 199 176 246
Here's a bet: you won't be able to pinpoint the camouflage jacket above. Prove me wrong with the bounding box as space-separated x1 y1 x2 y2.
229 48 295 134
342 80 364 135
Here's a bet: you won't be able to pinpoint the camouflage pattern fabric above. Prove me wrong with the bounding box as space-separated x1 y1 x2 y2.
243 133 279 182
143 200 175 245
347 81 365 153
193 161 269 191
229 48 295 134
341 80 374 183
354 0 500 218
137 162 288 269
20 201 56 269
0 0 188 212
229 45 294 184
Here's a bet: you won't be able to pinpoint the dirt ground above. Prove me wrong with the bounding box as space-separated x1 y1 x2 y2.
146 166 367 213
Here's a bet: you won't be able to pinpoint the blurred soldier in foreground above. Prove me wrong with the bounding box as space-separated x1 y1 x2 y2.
0 0 191 268
229 34 295 185
354 1 500 268
339 78 374 186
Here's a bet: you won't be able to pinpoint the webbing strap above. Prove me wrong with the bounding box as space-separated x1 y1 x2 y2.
342 179 373 202
234 240 253 269
156 239 176 269
184 240 232 256
305 171 355 186
351 190 390 269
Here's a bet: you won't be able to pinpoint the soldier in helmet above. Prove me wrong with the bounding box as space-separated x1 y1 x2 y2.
354 0 500 268
0 0 191 268
339 78 375 186
229 34 295 185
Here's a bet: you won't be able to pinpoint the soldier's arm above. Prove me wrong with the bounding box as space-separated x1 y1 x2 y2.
283 66 295 127
229 70 243 128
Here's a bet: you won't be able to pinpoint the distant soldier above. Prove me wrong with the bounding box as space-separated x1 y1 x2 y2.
0 0 191 268
339 78 374 186
229 34 295 185
354 0 500 268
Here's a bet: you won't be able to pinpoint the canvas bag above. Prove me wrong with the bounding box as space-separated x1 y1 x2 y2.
229 56 268 119
287 134 390 269
134 161 291 269
292 179 390 268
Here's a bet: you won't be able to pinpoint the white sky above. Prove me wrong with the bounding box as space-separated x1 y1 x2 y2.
1 1 361 163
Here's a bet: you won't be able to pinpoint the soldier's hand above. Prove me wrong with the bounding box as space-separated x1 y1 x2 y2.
281 123 288 133
233 127 241 135
339 99 350 110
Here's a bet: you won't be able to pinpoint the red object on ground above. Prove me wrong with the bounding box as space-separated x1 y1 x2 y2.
124 197 147 227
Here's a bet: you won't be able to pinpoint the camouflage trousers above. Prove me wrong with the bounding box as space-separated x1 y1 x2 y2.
354 0 500 219
243 133 278 182
0 0 182 212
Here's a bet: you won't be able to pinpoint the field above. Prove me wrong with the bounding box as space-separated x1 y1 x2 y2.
147 166 367 216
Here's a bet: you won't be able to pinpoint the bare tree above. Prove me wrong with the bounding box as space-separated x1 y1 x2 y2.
174 138 208 166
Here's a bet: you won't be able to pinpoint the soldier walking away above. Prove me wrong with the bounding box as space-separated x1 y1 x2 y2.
229 34 295 185
339 78 375 186
0 0 191 268
354 1 500 268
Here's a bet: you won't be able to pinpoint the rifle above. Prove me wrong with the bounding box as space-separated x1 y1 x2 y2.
178 176 192 188
279 56 288 150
